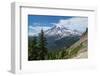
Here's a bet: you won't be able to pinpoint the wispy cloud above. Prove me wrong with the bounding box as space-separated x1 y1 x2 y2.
32 22 53 27
54 17 88 32
28 26 51 36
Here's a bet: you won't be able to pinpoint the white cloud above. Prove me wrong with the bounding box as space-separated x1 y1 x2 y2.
58 17 87 26
28 26 51 36
32 22 52 26
32 23 42 26
54 17 88 32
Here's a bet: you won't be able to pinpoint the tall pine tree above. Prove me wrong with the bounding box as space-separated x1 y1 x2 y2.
38 29 48 60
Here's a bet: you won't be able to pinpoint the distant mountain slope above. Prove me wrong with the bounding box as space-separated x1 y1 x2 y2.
44 24 83 51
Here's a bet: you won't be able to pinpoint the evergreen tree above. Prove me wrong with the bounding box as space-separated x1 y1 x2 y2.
31 37 37 48
83 28 88 36
28 36 38 60
38 29 48 60
86 28 88 33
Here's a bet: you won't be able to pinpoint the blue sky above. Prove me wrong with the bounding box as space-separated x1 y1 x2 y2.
28 15 88 36
28 15 72 27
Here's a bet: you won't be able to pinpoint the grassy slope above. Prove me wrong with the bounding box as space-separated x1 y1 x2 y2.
58 32 88 59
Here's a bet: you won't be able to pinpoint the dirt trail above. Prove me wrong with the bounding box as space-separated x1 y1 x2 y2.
73 51 88 59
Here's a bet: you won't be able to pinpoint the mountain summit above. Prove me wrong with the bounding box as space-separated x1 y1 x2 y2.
45 24 82 40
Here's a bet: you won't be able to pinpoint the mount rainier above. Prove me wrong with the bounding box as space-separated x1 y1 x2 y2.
44 24 83 51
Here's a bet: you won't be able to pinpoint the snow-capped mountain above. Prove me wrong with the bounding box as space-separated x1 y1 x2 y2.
45 24 82 40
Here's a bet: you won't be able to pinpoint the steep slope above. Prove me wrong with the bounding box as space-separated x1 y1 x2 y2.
62 30 88 59
47 31 88 59
73 51 88 59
